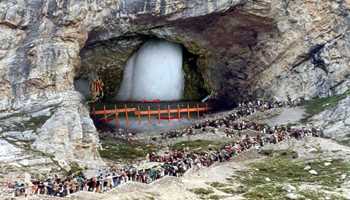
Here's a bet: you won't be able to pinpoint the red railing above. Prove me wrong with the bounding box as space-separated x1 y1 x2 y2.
91 103 210 128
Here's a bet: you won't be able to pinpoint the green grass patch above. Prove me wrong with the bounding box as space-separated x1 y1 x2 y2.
235 158 350 188
227 156 350 200
99 137 158 162
208 181 247 195
207 182 231 188
217 187 238 194
302 90 350 121
189 187 215 196
259 149 298 159
244 184 285 200
170 140 225 152
208 181 244 195
299 190 347 200
206 194 226 200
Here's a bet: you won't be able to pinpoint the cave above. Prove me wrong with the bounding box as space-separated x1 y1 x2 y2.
72 4 279 132
75 36 210 103
74 36 211 131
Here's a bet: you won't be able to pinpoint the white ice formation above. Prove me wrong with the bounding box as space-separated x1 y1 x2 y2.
116 40 184 101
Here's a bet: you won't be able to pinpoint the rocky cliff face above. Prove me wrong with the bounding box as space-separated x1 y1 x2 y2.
0 0 349 173
312 96 350 142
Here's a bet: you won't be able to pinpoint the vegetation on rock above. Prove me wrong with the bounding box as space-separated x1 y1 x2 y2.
99 136 158 162
230 155 350 199
302 90 350 120
189 187 215 198
170 139 226 152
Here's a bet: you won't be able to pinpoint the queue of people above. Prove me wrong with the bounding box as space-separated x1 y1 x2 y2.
7 123 320 198
149 125 321 177
159 99 288 140
6 99 319 198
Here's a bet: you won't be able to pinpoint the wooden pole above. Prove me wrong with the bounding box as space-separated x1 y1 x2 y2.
177 104 180 119
187 104 191 119
158 105 161 124
137 106 141 125
124 104 129 128
114 105 119 128
148 106 151 125
197 104 200 118
168 105 171 121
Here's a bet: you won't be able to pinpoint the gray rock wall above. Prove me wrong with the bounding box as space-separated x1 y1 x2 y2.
0 0 349 173
251 0 350 101
312 96 350 141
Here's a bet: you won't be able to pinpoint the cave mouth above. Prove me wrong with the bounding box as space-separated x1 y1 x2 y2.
75 37 212 132
75 37 210 104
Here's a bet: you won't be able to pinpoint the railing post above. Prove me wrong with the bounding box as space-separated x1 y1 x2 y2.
114 105 119 128
148 106 151 125
124 104 129 128
177 104 180 119
197 104 200 118
137 106 141 125
168 105 171 121
187 104 191 119
158 105 161 124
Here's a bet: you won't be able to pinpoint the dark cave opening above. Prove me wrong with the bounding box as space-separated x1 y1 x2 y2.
73 36 220 133
74 36 210 104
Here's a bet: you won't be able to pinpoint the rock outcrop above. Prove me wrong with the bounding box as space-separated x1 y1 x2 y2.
0 0 349 174
312 96 350 142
